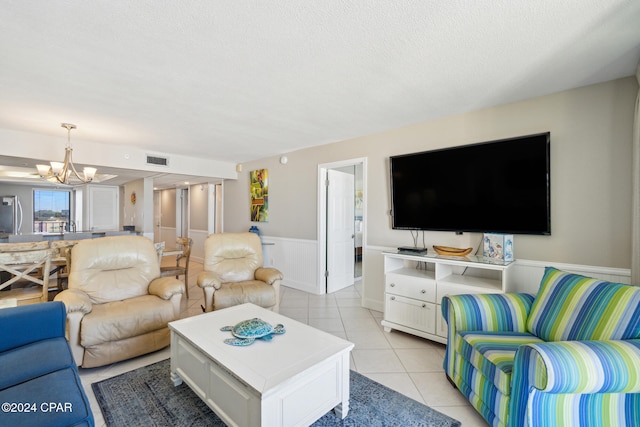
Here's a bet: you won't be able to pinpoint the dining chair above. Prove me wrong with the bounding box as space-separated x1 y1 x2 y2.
0 248 54 305
154 241 165 265
160 237 192 298
49 240 80 290
0 241 52 293
0 241 50 251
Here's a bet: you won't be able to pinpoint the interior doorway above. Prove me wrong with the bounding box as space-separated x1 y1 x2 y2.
177 188 189 237
214 183 223 233
318 158 366 294
153 191 161 242
153 187 186 245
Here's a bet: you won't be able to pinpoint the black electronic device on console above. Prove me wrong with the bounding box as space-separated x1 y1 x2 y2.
397 246 428 254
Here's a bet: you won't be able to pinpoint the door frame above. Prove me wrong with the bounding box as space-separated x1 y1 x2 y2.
317 157 367 295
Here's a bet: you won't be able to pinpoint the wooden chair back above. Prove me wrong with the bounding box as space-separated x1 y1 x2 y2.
176 237 192 262
0 248 54 304
160 237 192 297
154 241 165 265
0 241 50 252
49 240 80 290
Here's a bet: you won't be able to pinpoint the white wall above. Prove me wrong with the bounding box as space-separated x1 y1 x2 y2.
223 77 638 302
225 77 636 268
123 179 145 231
122 177 154 238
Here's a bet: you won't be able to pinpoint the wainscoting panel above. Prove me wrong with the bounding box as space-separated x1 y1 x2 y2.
262 236 320 294
158 227 176 250
509 259 631 294
361 247 386 312
187 229 208 264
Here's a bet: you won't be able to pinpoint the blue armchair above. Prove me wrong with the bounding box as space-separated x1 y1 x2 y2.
443 267 640 427
0 301 94 426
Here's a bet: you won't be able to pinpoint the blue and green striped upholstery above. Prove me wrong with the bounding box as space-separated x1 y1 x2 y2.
455 331 543 426
457 331 543 396
527 267 640 341
443 267 640 427
455 355 509 426
443 293 535 378
510 340 640 426
526 392 640 426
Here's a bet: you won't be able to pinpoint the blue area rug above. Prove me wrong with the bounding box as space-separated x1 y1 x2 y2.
92 359 460 427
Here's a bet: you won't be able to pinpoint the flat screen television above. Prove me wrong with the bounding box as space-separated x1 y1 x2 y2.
390 132 551 235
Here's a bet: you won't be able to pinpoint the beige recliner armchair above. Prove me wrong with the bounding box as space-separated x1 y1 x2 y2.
198 232 283 312
54 235 184 368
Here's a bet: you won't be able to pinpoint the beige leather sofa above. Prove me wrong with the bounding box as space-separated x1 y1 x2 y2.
198 232 283 312
54 236 184 368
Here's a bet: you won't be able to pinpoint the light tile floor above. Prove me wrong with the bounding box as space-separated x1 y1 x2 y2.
79 260 488 426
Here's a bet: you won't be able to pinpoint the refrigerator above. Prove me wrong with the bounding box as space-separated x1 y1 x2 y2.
0 195 23 234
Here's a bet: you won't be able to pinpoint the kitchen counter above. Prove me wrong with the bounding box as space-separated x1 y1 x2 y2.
0 230 138 242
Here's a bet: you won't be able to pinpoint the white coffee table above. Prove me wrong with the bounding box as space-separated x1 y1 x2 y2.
169 303 354 427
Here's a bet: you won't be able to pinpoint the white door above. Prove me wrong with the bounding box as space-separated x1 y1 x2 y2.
153 191 161 242
84 185 119 231
326 169 355 293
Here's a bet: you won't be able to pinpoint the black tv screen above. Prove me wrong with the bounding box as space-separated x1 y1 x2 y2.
390 132 550 235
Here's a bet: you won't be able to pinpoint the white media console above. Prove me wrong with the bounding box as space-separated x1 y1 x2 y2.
381 250 514 344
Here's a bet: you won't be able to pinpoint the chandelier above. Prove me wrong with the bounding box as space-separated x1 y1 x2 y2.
36 123 97 185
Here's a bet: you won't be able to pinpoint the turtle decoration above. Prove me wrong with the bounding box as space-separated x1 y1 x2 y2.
220 318 286 346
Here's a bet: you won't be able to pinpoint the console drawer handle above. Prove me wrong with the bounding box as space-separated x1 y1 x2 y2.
390 283 395 287
422 303 426 308
421 289 426 294
390 296 396 301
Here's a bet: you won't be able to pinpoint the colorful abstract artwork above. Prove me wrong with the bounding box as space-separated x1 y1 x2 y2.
250 169 268 222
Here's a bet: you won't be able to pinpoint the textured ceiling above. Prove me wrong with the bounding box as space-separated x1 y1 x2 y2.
1 1 639 168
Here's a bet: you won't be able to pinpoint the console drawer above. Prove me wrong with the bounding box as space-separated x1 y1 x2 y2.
386 273 436 302
384 294 436 335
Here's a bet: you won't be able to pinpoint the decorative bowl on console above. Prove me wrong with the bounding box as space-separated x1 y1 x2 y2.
433 246 473 257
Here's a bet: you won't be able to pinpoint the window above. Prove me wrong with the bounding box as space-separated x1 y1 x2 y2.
33 189 71 233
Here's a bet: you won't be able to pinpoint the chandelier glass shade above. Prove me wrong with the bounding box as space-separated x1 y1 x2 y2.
36 123 97 185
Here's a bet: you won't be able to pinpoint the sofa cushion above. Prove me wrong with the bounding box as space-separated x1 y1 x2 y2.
214 280 276 310
203 232 263 282
457 331 543 396
0 367 93 427
0 337 75 390
69 236 160 304
0 302 66 353
80 295 175 347
526 387 640 426
526 267 640 341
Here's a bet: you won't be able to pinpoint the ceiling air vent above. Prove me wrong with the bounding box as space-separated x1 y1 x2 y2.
146 155 169 167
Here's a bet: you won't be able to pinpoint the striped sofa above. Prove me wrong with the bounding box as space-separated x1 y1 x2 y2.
442 267 640 427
